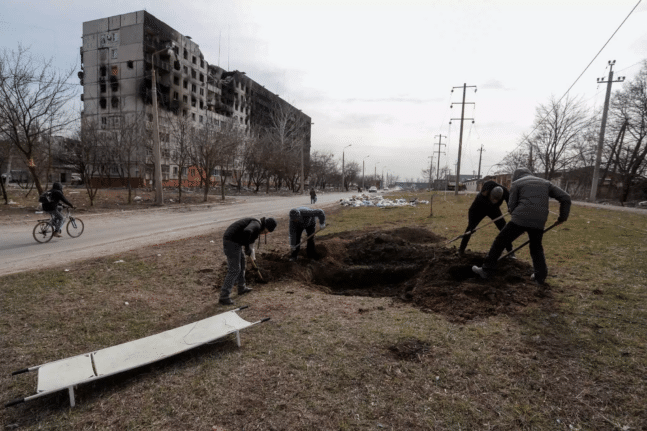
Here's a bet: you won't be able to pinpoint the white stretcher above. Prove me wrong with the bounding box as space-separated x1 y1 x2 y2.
6 307 268 408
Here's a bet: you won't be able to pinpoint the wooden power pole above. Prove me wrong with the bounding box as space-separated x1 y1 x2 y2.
451 83 476 195
590 60 624 202
434 134 446 189
477 144 484 179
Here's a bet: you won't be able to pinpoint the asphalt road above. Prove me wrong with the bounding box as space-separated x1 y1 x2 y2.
0 191 355 276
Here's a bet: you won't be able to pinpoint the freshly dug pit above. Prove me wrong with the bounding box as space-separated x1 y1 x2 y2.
220 226 549 322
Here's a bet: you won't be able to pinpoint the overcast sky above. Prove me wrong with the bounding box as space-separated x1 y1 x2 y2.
2 0 647 181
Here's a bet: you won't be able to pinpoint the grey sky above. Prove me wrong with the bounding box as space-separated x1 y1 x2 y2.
2 0 647 181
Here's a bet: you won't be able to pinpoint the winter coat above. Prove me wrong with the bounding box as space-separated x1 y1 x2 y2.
470 180 509 213
508 168 571 229
289 207 325 229
42 189 73 212
223 218 267 253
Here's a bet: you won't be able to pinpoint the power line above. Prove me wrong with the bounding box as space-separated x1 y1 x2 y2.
496 0 643 165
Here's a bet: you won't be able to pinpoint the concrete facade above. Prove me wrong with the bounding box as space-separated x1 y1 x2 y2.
80 11 311 186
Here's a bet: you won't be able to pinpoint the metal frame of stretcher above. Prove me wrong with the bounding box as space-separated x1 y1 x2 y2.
5 306 268 408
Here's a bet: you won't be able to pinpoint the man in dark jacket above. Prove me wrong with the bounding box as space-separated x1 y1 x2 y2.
472 168 571 285
310 188 317 204
219 216 277 305
41 182 74 237
289 207 325 261
458 180 514 257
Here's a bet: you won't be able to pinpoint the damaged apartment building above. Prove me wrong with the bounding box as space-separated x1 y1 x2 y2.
79 10 311 187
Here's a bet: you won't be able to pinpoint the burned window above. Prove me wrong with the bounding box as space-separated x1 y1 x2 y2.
192 56 196 64
100 83 106 93
173 76 179 85
199 73 204 82
100 65 107 77
199 88 204 96
191 84 196 93
191 69 196 79
192 113 195 121
127 60 134 69
183 95 188 103
183 49 188 59
183 79 188 89
191 97 196 107
111 97 119 108
101 117 107 126
100 98 107 109
173 91 179 100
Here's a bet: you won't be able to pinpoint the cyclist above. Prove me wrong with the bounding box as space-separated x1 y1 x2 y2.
41 182 74 237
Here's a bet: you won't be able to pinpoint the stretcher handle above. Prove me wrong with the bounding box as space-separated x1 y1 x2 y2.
11 368 30 375
261 317 271 323
5 398 25 408
236 305 249 311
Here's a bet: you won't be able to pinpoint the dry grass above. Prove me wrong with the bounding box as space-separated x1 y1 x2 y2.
1 191 646 430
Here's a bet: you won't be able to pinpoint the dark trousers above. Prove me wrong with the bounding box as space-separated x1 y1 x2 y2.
220 239 246 298
459 207 512 253
47 209 64 233
482 221 547 283
290 222 316 259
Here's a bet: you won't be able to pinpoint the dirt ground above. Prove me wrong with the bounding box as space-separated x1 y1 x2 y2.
212 226 543 323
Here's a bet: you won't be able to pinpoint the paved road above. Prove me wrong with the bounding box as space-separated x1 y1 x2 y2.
0 192 355 277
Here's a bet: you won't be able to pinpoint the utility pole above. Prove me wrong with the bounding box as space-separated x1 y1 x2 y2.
434 134 446 189
451 83 476 195
590 60 624 202
477 144 485 179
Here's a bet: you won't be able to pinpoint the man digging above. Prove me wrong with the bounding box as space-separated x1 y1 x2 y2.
472 167 571 287
289 207 325 261
219 216 277 306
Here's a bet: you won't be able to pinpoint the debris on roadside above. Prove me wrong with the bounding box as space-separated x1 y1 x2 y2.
339 194 429 208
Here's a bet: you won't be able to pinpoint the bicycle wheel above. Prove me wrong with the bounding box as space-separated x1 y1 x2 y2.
33 221 54 243
67 217 84 238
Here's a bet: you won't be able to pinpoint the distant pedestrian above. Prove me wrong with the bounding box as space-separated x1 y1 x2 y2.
310 188 317 204
219 216 277 306
458 181 514 257
472 168 571 285
289 207 325 261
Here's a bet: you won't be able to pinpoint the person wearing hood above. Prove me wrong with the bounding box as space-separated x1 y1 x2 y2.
289 207 325 261
458 180 514 257
40 182 74 238
219 216 277 306
472 168 571 285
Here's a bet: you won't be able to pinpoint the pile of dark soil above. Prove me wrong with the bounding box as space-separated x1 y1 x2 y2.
227 226 548 322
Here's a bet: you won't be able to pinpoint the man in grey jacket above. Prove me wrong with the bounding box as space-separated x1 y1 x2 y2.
472 168 571 285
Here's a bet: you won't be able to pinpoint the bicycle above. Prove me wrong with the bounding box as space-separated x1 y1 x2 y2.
33 206 84 243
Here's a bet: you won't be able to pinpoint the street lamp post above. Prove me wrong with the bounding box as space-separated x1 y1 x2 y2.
151 45 175 206
374 162 379 187
362 155 370 191
342 144 351 191
382 166 387 190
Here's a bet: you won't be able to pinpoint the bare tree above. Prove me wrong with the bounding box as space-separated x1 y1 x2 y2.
112 114 146 203
608 61 647 203
166 113 194 202
213 121 243 200
0 45 78 195
190 119 221 202
59 119 107 206
526 95 592 180
310 151 337 190
344 161 360 190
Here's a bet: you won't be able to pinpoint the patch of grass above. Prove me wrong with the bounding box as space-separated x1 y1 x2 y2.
1 192 646 429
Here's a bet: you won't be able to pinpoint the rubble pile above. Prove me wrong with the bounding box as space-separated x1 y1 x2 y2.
339 194 430 208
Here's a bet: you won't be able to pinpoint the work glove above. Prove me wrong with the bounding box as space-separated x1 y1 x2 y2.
556 217 566 225
320 223 326 229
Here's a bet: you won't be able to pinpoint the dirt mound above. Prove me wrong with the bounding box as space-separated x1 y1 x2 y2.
241 227 548 322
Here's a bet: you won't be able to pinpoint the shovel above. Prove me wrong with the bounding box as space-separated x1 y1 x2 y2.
498 221 560 261
446 212 509 244
285 225 327 258
249 257 265 282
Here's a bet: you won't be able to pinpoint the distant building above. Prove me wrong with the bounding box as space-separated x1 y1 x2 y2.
79 10 311 187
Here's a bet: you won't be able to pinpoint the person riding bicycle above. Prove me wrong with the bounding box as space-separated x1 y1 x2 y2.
41 182 74 237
